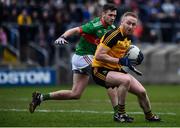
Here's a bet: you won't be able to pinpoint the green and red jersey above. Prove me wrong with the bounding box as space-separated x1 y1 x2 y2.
75 17 116 55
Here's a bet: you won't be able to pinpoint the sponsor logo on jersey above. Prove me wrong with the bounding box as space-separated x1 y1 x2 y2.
98 30 102 34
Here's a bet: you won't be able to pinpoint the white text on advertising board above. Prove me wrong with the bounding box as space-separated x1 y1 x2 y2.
0 71 51 84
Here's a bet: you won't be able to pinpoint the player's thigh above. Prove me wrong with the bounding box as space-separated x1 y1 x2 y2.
71 54 92 92
72 73 90 93
106 71 131 87
128 74 146 95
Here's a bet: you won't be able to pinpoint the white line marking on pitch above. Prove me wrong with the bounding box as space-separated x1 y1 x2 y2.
0 108 176 115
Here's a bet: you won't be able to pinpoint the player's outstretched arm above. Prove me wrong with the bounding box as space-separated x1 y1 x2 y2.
54 27 80 45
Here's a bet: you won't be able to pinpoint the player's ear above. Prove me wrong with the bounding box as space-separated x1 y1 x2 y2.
102 12 105 18
120 17 125 24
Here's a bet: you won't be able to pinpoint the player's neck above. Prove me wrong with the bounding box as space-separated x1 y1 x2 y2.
100 17 108 28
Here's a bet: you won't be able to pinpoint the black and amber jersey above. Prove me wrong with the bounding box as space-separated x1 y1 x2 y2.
92 27 132 70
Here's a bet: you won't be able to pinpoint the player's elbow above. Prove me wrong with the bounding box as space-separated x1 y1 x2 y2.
95 48 107 61
74 27 81 34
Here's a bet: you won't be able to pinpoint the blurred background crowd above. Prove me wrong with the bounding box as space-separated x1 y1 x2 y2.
0 0 180 67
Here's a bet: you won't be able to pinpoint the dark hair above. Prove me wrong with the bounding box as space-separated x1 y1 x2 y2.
121 12 138 20
102 3 117 12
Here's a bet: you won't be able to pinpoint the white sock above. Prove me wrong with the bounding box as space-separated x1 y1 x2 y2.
40 94 43 102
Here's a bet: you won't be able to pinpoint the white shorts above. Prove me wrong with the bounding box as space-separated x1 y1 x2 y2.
72 54 93 75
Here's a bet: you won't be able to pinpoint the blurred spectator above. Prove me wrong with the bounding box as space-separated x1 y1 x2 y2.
54 10 66 38
82 2 91 22
113 0 121 6
0 26 7 46
174 1 180 22
160 0 176 24
133 21 144 43
149 29 159 43
0 26 7 60
174 32 180 44
161 0 176 21
8 0 19 23
17 9 32 25
148 0 166 23
69 3 83 23
0 1 3 25
10 8 18 23
17 8 32 62
39 10 53 47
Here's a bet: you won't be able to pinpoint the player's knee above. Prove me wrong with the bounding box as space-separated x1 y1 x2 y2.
138 89 147 98
120 75 131 88
71 93 82 99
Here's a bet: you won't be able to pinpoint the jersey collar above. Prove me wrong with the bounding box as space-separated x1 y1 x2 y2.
119 26 124 36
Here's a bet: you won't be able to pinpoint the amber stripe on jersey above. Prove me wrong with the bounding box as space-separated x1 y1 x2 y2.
93 68 106 81
103 29 119 45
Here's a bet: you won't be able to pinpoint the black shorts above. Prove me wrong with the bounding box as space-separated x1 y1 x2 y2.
92 67 126 89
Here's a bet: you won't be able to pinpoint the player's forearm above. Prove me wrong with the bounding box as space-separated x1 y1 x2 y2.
61 27 80 38
95 53 119 64
95 44 119 64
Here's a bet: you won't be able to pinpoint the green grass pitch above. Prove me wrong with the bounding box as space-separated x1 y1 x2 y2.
0 84 180 127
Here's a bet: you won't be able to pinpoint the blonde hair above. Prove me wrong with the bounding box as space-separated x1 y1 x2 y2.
121 12 138 21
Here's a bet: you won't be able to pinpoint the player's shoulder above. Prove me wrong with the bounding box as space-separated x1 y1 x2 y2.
90 17 102 28
89 17 116 29
104 28 119 39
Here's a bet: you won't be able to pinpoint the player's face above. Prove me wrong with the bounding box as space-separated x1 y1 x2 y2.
103 10 117 25
121 16 138 35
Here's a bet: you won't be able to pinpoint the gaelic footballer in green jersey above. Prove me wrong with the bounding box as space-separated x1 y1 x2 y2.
72 17 116 75
76 17 116 56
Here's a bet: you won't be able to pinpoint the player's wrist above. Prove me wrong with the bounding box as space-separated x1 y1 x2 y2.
118 57 127 65
60 35 67 40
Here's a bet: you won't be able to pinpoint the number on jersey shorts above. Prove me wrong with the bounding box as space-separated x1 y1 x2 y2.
72 54 93 75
